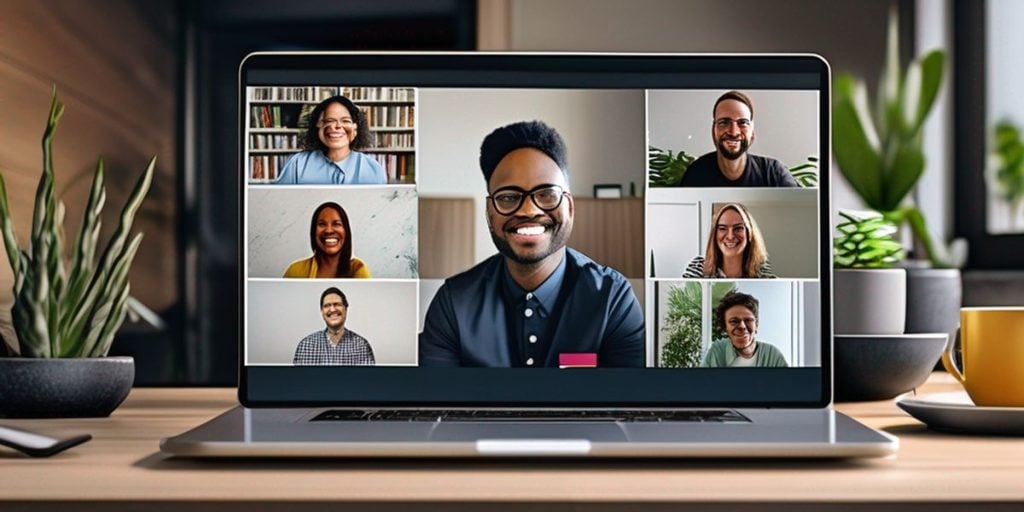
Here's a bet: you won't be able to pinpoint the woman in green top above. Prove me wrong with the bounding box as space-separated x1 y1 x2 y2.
702 290 788 367
283 201 372 279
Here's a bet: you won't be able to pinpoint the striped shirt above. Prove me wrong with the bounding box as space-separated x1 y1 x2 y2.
292 328 376 366
681 255 776 278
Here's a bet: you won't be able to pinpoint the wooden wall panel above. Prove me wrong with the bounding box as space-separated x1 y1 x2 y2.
0 0 178 348
418 198 475 278
569 197 644 279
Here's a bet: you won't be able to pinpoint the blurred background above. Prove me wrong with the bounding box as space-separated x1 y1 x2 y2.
0 0 1018 384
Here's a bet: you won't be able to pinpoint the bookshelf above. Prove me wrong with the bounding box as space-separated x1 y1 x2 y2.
246 86 416 184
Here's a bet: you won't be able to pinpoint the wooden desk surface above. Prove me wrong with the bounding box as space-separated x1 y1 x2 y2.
2 372 1023 511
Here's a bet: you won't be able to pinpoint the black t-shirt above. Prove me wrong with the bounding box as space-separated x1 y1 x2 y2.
678 152 798 187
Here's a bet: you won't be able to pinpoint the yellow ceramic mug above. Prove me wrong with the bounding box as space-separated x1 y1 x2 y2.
942 307 1024 407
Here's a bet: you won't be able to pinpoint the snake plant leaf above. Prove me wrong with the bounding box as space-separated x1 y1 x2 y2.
59 158 106 338
0 173 23 285
882 144 925 211
59 155 154 353
834 75 883 208
906 51 945 136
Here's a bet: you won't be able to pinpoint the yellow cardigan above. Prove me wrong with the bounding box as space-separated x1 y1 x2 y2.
282 256 372 278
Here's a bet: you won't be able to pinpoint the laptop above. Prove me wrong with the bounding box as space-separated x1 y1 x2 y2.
161 52 897 458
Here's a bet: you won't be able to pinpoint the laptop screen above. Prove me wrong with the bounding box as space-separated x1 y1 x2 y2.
240 53 830 407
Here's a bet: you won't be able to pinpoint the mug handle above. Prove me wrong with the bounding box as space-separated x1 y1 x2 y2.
942 326 965 384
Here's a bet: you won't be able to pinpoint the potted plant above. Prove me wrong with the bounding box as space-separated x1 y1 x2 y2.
833 8 963 341
0 89 155 418
660 282 703 367
648 146 696 188
833 209 906 335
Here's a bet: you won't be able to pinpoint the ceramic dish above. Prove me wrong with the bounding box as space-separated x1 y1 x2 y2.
897 391 1024 435
834 333 947 402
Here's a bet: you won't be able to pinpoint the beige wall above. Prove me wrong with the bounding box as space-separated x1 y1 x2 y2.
0 0 178 349
478 0 895 217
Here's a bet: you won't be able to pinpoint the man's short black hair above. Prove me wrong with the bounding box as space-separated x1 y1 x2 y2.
713 90 755 120
479 120 568 185
320 287 349 308
715 290 759 327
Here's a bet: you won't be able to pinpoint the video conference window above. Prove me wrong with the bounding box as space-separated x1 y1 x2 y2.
243 85 822 369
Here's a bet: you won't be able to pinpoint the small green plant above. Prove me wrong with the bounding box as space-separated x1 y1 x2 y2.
992 121 1024 229
832 7 962 267
648 146 696 187
833 209 905 268
0 89 155 358
660 282 703 368
789 156 819 188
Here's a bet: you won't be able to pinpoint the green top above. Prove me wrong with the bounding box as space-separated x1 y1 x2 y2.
701 339 789 368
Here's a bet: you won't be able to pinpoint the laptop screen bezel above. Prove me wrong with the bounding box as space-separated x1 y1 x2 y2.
237 52 833 408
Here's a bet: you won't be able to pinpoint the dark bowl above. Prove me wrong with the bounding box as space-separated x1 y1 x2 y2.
0 357 134 418
835 334 947 402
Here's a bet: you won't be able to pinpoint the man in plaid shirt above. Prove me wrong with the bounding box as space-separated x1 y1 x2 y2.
293 287 376 365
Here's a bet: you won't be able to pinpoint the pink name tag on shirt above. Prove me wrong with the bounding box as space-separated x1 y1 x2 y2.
559 353 597 368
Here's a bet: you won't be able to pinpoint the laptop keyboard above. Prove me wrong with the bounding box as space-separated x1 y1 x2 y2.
311 409 750 423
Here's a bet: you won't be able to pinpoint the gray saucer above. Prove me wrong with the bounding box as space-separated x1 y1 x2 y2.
898 392 1024 435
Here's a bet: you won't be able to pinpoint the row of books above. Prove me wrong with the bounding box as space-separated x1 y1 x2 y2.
250 87 415 103
250 105 297 129
250 155 288 181
373 132 414 149
370 154 416 184
363 105 415 128
250 133 300 151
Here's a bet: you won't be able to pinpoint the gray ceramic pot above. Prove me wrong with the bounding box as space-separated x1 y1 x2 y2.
0 357 134 418
834 334 947 402
833 268 907 335
905 267 962 337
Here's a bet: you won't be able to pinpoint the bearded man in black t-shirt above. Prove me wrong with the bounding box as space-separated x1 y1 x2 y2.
678 90 798 187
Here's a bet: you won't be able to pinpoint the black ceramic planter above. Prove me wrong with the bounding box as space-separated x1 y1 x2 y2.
834 334 946 402
0 357 134 418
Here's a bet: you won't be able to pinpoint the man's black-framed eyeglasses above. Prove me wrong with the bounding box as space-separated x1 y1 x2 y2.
488 185 569 216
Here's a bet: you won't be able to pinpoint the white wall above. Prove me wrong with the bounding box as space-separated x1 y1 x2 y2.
417 88 646 263
247 186 418 278
246 280 418 365
648 90 820 169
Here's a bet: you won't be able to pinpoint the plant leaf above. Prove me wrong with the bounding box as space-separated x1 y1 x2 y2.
909 50 945 136
834 75 883 208
883 145 925 210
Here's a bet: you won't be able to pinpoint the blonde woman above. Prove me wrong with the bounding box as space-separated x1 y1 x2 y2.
682 203 775 278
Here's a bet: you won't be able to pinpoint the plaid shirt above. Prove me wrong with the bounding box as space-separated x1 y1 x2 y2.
292 328 376 366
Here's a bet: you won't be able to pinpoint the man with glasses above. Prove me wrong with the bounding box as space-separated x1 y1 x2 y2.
678 90 798 187
274 95 387 184
702 291 788 367
419 121 645 367
293 287 376 366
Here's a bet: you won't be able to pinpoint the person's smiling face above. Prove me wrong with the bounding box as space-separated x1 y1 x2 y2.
317 102 357 157
724 304 757 352
314 207 346 256
712 99 755 160
716 208 748 260
320 292 347 330
486 148 573 265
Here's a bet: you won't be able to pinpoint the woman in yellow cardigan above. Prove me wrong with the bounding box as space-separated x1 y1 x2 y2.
283 201 372 278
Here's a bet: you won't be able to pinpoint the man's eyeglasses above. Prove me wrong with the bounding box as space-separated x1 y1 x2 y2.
714 118 752 129
489 185 568 216
317 118 357 129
